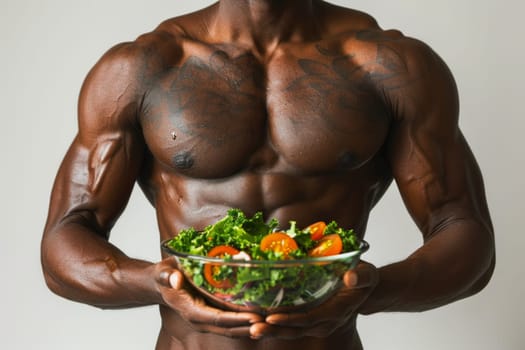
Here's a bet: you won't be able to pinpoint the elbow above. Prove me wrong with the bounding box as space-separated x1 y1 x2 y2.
41 258 110 310
41 238 60 295
42 267 68 299
468 252 496 297
41 239 131 310
459 220 496 299
40 234 81 303
461 246 496 299
40 244 71 300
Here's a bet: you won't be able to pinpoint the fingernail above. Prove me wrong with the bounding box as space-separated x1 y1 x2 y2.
345 271 358 287
169 272 180 289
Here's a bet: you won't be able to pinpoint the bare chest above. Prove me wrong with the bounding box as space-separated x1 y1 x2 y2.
140 42 391 178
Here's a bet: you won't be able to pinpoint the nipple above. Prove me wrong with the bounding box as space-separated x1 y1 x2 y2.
173 152 194 170
338 151 359 169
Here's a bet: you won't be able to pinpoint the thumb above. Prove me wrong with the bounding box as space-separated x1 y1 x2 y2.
343 261 378 289
168 269 183 289
157 257 184 289
158 268 184 289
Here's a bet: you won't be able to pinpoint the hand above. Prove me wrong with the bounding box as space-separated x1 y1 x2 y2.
249 261 378 340
155 257 264 338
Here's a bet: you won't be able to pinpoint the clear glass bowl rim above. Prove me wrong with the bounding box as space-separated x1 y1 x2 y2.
161 238 369 267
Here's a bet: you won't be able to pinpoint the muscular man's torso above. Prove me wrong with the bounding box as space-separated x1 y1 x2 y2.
131 5 403 349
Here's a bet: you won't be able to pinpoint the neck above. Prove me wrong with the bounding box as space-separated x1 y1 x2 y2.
210 0 320 55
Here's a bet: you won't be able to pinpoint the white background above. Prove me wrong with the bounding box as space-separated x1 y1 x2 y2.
2 0 523 349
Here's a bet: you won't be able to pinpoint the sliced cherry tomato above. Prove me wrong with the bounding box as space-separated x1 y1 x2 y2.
305 221 327 241
204 245 240 289
260 232 299 258
308 234 343 257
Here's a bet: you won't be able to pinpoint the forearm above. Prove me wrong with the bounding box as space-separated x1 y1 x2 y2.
359 219 495 314
41 218 162 309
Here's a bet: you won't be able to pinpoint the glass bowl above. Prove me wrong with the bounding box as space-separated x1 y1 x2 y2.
161 239 369 315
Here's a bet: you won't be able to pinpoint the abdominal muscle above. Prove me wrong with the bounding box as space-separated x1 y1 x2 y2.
149 159 389 244
155 305 363 350
144 147 388 350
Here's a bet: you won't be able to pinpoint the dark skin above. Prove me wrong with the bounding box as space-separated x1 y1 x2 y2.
41 1 495 349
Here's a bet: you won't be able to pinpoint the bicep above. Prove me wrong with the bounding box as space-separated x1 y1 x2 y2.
385 40 492 239
389 122 491 238
47 131 144 236
45 44 147 237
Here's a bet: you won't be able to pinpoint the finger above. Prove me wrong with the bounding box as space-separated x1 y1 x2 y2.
265 309 320 328
251 322 289 339
190 306 264 326
265 287 357 326
265 286 370 327
265 307 347 328
250 321 335 340
250 322 298 339
176 296 263 327
344 261 378 289
194 324 254 338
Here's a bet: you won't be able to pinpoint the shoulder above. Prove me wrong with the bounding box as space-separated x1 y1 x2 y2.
359 29 445 74
78 9 212 130
325 16 458 122
318 2 380 35
78 29 180 131
86 7 209 85
319 2 443 73
359 32 459 124
152 3 216 42
318 3 438 70
87 27 183 84
79 21 188 101
349 28 456 97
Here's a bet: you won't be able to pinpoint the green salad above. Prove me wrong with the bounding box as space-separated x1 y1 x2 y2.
163 209 366 310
